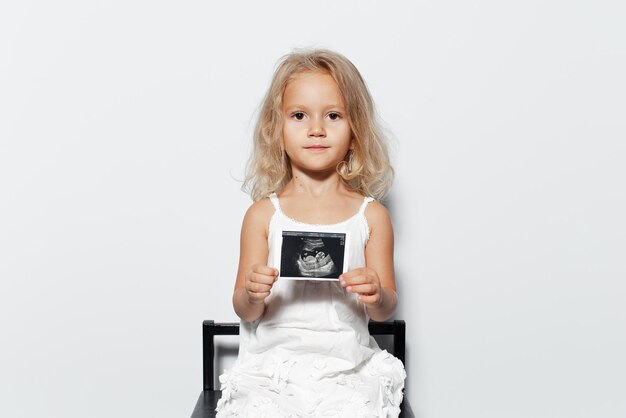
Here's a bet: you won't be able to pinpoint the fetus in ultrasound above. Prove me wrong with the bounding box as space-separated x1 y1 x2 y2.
296 237 336 277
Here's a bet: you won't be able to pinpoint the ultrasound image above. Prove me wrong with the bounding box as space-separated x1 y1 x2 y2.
280 231 346 280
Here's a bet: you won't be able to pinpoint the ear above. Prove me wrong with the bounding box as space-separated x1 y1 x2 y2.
349 138 355 150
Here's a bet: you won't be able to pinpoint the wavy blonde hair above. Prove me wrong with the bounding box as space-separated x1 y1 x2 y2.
243 49 394 201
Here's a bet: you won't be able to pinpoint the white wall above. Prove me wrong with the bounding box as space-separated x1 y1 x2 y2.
1 1 624 417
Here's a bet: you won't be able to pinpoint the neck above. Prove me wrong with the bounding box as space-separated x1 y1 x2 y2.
285 167 346 198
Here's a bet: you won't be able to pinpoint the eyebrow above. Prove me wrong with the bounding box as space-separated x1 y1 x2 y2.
283 104 346 112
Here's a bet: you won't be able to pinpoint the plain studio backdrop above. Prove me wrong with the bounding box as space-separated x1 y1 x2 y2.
1 1 625 417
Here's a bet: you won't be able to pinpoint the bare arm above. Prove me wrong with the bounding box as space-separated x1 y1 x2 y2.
340 201 397 321
232 199 277 322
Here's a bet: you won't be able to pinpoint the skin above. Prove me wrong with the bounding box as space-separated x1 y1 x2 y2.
233 71 397 322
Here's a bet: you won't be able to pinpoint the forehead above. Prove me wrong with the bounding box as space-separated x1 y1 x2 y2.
282 71 344 106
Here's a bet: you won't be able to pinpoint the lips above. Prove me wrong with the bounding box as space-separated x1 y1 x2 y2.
304 145 329 150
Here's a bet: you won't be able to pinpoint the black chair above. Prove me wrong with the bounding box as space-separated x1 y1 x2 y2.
191 320 414 417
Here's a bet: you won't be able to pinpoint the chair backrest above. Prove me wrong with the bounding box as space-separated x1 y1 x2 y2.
202 320 406 391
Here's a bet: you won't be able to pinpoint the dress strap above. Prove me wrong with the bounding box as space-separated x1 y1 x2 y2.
268 192 280 210
358 196 375 215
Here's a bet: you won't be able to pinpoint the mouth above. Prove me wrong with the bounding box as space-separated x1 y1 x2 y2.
304 145 330 151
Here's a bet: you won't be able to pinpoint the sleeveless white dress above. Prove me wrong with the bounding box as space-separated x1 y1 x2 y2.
216 194 406 417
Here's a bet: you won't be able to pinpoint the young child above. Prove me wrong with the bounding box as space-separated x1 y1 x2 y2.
217 49 406 417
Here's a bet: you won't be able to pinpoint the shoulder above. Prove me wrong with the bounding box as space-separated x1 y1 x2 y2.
241 196 275 232
245 196 275 218
364 199 391 222
363 200 393 236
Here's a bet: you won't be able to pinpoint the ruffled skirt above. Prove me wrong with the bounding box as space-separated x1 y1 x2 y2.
216 349 406 418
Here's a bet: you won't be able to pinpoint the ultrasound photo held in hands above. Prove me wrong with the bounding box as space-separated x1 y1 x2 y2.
279 231 348 280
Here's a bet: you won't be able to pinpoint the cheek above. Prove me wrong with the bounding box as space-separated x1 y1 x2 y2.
281 122 294 142
282 120 302 137
333 122 352 141
281 124 301 155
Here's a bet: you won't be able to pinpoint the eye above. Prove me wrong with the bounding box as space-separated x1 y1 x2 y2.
292 112 305 121
327 112 341 121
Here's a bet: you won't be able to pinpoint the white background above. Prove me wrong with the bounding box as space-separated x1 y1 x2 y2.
1 1 625 417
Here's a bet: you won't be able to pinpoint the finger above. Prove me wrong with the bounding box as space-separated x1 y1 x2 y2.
246 282 272 293
248 291 270 303
340 274 370 287
346 283 377 295
250 271 277 285
253 265 279 276
339 268 366 280
357 294 381 306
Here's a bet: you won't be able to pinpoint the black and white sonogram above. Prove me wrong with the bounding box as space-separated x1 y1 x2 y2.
279 231 347 280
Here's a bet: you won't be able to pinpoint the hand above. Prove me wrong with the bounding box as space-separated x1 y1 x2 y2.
339 267 383 307
245 264 279 305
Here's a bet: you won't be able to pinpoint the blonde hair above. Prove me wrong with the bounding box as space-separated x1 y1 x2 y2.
243 48 394 201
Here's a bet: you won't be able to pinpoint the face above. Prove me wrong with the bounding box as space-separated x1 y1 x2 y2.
281 71 352 174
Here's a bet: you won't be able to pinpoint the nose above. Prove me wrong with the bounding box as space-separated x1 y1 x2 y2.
308 118 326 138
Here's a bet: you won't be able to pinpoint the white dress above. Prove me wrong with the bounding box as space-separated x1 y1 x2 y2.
216 193 406 417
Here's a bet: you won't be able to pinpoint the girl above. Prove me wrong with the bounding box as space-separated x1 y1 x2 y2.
217 49 406 417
